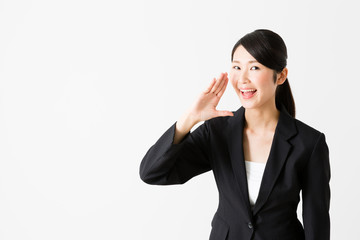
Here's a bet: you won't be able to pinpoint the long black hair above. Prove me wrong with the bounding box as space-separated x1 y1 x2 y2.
231 29 296 118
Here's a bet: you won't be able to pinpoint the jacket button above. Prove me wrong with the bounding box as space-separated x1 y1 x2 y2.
248 222 253 229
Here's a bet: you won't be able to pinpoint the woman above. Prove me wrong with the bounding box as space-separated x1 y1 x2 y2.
139 29 330 240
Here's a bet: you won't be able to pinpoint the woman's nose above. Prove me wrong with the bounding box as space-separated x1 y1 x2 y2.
239 70 250 84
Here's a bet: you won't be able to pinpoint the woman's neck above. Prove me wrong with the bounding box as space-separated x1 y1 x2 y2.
244 103 280 133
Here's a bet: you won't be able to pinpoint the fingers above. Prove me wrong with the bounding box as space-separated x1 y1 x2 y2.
204 77 216 94
216 73 229 98
204 72 229 97
215 74 228 95
210 73 224 93
210 72 227 94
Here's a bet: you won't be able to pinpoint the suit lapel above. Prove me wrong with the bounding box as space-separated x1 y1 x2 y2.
226 106 253 218
226 104 298 217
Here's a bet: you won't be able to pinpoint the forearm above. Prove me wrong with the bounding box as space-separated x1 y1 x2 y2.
140 119 211 185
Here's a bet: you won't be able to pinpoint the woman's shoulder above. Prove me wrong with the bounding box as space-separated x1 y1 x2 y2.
293 117 323 135
292 117 326 146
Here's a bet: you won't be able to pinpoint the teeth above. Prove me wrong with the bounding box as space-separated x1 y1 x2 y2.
241 89 256 92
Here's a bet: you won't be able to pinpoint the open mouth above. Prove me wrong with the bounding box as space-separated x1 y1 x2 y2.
240 89 257 99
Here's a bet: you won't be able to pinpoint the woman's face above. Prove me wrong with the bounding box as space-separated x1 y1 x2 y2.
230 45 284 111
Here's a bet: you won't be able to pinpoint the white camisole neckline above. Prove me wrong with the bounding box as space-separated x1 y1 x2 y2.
244 160 266 207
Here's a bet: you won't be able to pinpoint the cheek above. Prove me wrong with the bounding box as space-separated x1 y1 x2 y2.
256 74 275 87
256 76 278 96
229 72 238 88
230 76 238 90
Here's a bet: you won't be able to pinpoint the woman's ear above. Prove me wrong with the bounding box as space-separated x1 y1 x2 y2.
277 68 288 85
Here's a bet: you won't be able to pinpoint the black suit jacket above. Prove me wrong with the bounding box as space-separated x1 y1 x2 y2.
140 104 330 240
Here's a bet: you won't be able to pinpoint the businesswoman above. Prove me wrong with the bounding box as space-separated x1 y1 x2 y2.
139 29 330 240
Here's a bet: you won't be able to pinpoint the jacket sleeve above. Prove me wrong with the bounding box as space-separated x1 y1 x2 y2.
139 120 211 185
302 132 331 240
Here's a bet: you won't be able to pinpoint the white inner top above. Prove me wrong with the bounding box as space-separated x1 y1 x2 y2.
245 160 266 207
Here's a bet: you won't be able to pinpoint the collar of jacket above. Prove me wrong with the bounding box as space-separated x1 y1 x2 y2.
225 103 298 217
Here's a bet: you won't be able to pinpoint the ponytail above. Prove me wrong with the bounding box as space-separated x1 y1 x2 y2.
275 78 296 118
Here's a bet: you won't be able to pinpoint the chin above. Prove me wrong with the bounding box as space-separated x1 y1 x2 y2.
239 102 255 109
241 104 257 109
238 97 257 109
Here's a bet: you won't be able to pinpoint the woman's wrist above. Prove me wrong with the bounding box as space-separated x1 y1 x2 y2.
179 110 200 132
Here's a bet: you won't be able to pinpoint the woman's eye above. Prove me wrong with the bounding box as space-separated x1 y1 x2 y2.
233 66 240 70
250 66 259 70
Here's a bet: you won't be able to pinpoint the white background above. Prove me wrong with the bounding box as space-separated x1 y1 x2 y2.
0 0 359 239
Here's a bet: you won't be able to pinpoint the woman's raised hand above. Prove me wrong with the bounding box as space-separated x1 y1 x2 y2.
188 72 234 123
174 72 234 144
